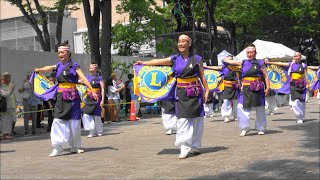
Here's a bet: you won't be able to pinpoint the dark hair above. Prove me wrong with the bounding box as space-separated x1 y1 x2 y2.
127 73 134 80
105 77 114 95
248 44 256 48
247 44 257 53
58 40 70 47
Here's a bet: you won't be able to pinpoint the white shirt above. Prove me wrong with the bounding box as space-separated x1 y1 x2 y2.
108 80 120 100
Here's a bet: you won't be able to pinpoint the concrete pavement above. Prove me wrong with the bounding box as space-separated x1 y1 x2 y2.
1 97 319 179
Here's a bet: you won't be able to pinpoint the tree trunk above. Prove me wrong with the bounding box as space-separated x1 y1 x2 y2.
100 0 112 81
14 0 51 51
55 7 65 50
205 0 218 65
229 22 237 55
34 0 51 51
82 0 101 66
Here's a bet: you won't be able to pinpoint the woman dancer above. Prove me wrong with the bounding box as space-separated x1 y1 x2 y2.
34 41 98 157
82 64 104 137
266 52 308 123
135 34 209 159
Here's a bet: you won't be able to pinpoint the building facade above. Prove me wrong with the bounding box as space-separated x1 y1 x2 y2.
0 0 163 55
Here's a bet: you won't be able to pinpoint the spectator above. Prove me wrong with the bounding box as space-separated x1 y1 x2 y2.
124 78 132 117
106 74 125 122
0 75 15 140
18 72 41 136
171 0 183 32
0 72 16 139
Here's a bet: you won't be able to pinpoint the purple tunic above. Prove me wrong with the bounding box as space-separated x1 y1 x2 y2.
221 62 241 100
83 75 103 116
54 60 81 120
171 54 204 118
238 59 265 109
288 62 307 102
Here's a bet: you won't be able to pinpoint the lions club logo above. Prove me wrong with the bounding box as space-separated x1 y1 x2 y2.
137 66 175 99
204 69 222 90
307 69 317 88
267 65 287 89
34 74 53 95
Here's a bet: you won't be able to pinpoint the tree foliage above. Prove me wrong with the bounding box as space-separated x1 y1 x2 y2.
112 0 163 56
7 0 81 51
214 0 319 64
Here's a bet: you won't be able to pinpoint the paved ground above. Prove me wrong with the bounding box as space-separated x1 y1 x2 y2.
1 97 319 179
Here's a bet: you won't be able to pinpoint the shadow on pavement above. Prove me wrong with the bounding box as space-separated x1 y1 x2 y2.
272 118 318 122
0 150 16 153
59 146 118 156
239 129 283 137
280 121 320 157
187 159 319 180
157 146 229 155
187 121 320 179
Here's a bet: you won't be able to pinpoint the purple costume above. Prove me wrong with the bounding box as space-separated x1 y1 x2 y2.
171 54 204 118
82 75 103 116
221 62 241 100
54 60 81 120
288 62 307 102
238 59 265 109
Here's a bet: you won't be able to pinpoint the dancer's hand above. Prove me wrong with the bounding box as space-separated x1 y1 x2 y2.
100 100 104 107
204 90 209 103
133 61 144 65
92 92 98 100
264 87 270 96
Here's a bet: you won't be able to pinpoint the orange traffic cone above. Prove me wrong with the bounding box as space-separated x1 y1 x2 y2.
129 100 138 121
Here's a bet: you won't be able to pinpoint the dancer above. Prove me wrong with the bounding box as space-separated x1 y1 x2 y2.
224 44 270 136
205 55 241 122
266 52 308 123
34 41 98 157
135 34 209 159
82 64 104 138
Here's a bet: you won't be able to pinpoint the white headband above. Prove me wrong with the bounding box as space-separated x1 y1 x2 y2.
58 46 70 51
179 34 192 43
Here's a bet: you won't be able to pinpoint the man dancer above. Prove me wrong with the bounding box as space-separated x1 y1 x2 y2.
224 44 270 136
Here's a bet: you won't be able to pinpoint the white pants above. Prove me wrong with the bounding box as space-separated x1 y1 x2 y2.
175 117 204 148
161 108 177 131
237 104 266 132
291 99 305 120
317 91 320 104
204 103 213 117
82 114 103 135
265 96 277 114
305 92 310 102
221 99 238 119
50 118 81 149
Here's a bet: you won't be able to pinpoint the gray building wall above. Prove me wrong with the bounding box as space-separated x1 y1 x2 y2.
0 47 152 103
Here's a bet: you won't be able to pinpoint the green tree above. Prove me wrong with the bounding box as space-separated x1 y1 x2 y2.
214 0 319 64
82 0 112 87
7 0 81 51
112 0 164 56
